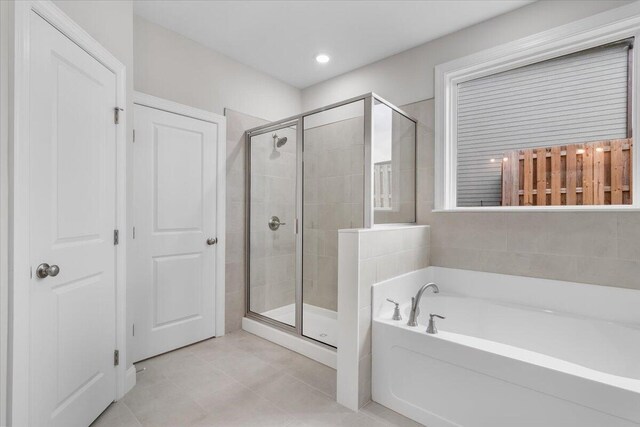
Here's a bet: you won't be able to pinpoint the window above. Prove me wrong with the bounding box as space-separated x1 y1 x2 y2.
435 11 640 211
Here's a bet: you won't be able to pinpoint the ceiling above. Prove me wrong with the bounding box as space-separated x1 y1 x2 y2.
134 1 534 89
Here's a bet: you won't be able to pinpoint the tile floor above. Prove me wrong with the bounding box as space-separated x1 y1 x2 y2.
91 330 422 427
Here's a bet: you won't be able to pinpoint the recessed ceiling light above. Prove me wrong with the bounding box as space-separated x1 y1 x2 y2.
315 54 330 64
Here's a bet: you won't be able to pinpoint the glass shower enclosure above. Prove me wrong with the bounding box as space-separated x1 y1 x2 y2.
246 93 417 348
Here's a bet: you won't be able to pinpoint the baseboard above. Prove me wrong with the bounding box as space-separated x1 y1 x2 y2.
124 365 136 395
242 317 337 369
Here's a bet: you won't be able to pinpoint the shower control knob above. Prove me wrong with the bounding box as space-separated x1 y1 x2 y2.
269 216 286 231
206 237 218 245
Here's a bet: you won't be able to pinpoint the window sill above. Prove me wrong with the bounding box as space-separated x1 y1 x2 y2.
432 206 640 213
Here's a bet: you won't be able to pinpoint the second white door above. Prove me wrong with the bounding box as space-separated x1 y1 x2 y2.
132 104 219 362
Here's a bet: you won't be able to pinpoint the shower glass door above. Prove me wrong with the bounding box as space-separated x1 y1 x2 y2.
248 122 299 328
302 100 365 347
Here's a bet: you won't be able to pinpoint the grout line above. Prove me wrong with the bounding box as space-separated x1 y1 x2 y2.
282 371 336 400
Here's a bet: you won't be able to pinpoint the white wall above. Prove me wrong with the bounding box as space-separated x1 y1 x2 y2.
53 0 134 145
134 16 301 121
301 0 634 110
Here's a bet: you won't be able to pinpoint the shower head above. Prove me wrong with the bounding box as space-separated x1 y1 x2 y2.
273 134 288 148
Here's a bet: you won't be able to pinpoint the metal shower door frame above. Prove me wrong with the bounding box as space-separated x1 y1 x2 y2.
244 93 418 348
245 119 303 337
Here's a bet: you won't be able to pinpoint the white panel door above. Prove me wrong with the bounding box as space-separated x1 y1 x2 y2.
132 104 218 362
29 12 117 427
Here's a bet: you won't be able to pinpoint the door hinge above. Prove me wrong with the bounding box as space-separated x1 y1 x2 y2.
132 227 136 239
132 129 136 142
295 218 299 234
114 107 123 125
132 323 135 336
114 349 120 366
114 229 119 245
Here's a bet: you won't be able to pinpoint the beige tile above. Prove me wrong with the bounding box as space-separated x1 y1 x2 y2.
252 374 348 418
329 412 389 427
90 402 141 427
152 351 211 377
191 338 247 362
285 354 337 399
123 379 191 419
401 227 430 250
225 230 245 264
235 335 301 367
225 290 245 333
430 246 487 271
167 364 236 395
194 402 292 427
575 256 640 289
212 351 284 389
361 401 424 427
132 363 166 390
225 261 245 295
226 201 246 237
190 379 266 414
506 212 617 258
617 212 640 261
430 212 508 251
226 169 246 204
135 398 206 427
294 410 388 427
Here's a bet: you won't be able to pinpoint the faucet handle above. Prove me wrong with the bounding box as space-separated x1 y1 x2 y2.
386 299 402 321
426 313 445 334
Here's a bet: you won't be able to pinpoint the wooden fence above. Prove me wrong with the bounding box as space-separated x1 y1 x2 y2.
374 161 392 208
501 139 633 206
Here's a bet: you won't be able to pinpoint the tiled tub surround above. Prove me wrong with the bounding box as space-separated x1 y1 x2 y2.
372 267 640 426
402 98 640 291
337 225 430 411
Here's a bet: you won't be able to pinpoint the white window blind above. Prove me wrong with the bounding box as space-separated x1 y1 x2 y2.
456 41 631 207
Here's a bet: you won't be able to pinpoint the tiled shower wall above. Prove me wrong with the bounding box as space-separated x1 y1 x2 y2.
403 99 640 291
303 118 364 312
248 128 297 314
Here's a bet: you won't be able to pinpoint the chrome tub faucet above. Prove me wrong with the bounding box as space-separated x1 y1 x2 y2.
407 283 439 327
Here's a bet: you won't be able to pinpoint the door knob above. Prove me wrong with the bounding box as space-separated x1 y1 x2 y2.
206 237 218 245
268 216 286 231
36 263 60 279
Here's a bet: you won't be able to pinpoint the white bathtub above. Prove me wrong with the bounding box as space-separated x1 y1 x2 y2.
372 267 640 427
